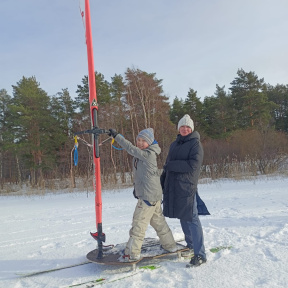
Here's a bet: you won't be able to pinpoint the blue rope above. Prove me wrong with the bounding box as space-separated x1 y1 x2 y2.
112 144 123 151
112 134 124 150
74 145 78 166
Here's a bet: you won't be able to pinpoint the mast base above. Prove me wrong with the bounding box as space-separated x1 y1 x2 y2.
90 231 106 242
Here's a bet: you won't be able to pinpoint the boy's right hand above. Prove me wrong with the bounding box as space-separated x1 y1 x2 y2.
108 129 118 138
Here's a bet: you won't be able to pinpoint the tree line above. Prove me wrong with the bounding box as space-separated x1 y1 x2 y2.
1 68 288 191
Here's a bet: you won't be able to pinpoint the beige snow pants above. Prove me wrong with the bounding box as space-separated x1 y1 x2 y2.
125 199 176 258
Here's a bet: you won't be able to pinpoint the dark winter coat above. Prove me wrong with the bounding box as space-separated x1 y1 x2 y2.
161 131 207 221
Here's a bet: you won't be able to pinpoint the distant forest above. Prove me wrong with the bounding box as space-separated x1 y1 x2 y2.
1 67 288 191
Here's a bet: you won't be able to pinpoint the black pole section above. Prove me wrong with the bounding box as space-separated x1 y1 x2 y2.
93 109 100 158
96 223 105 259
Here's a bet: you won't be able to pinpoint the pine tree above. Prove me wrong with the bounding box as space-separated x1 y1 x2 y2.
50 88 75 138
202 85 235 138
75 72 112 114
0 89 12 144
169 96 184 129
266 84 288 132
183 88 203 129
0 89 12 186
229 69 275 129
50 89 76 179
9 76 56 186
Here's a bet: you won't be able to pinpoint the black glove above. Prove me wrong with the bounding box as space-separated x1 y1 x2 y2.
133 189 139 199
108 129 118 138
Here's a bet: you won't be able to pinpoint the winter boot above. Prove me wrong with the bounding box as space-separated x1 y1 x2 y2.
160 244 178 253
122 254 141 262
186 255 207 268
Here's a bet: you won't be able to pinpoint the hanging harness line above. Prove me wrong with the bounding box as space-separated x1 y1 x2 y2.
73 136 92 167
74 135 124 151
73 134 124 187
73 134 124 169
74 136 79 166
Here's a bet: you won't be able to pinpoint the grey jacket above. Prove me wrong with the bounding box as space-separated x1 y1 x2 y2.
115 134 162 202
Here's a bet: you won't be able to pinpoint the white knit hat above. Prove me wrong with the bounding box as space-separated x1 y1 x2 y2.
177 114 194 131
136 128 154 145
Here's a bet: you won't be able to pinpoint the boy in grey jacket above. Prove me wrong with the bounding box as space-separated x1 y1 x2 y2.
109 128 177 261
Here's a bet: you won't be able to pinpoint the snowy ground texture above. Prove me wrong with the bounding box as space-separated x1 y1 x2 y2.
1 176 288 288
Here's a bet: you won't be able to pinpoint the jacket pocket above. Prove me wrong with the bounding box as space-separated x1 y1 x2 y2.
177 180 193 197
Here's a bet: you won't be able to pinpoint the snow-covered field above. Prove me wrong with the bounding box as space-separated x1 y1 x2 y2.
1 176 288 288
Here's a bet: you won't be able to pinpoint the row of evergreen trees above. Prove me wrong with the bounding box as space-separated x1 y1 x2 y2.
170 69 288 136
0 68 288 189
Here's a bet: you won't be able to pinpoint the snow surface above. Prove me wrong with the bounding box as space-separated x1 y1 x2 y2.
1 176 288 288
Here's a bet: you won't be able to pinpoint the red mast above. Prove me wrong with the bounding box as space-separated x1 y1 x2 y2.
84 0 105 258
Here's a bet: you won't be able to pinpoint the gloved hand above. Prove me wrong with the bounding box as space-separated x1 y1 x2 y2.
108 129 118 138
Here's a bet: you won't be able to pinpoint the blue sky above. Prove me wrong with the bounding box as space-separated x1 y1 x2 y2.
1 0 288 102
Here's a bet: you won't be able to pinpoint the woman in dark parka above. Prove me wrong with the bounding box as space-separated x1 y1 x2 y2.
161 114 208 267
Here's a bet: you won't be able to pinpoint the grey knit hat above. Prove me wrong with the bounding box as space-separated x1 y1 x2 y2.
136 128 154 145
177 114 194 131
